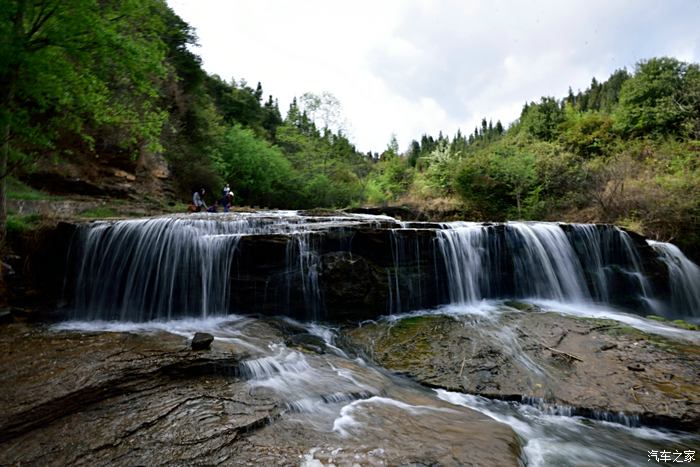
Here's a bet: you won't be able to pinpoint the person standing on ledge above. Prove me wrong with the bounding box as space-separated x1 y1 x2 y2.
193 188 207 212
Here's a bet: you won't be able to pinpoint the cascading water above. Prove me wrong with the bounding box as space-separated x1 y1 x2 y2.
69 217 242 321
648 240 700 319
433 222 659 312
285 233 324 320
52 211 700 465
65 212 700 321
66 212 403 322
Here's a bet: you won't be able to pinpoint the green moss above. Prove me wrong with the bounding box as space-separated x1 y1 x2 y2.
391 315 434 330
7 214 43 234
670 319 700 331
646 315 667 322
604 324 644 338
646 315 698 331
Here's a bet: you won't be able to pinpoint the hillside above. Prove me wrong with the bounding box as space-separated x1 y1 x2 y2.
2 2 699 258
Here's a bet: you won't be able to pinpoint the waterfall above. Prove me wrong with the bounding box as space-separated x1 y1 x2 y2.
66 212 399 322
387 228 431 313
435 223 490 304
286 233 324 320
648 241 700 318
64 212 700 322
69 217 242 321
434 222 658 309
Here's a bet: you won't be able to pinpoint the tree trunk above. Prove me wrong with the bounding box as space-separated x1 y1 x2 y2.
0 1 25 249
0 120 8 248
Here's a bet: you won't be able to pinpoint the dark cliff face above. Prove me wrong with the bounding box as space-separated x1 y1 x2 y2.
229 227 445 321
8 215 680 323
4 222 78 319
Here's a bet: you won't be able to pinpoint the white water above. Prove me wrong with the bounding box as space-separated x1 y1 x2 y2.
649 240 700 319
54 211 700 464
52 316 700 466
432 222 660 311
437 389 698 467
66 212 700 322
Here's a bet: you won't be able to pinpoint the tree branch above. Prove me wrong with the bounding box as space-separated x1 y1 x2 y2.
26 2 59 43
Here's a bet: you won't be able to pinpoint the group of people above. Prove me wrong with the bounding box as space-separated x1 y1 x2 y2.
191 183 234 213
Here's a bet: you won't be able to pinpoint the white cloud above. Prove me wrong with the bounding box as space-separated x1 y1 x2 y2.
168 0 700 152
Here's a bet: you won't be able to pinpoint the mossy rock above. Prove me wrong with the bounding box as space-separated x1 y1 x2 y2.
503 301 542 312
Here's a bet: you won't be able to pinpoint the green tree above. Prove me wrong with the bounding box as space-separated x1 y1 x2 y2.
214 124 300 207
299 91 346 134
614 57 700 138
0 0 168 244
518 97 565 140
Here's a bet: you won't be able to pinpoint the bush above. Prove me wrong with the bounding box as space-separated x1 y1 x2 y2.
215 124 301 207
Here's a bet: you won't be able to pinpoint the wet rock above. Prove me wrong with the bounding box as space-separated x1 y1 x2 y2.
341 311 700 431
191 332 214 350
319 252 388 321
285 333 327 354
0 310 13 324
504 300 542 312
0 322 522 467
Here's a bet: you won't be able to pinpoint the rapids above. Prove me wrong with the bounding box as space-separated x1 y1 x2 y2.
52 315 700 466
50 211 700 464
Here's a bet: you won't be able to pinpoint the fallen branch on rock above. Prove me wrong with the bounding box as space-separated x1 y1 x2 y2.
541 344 583 362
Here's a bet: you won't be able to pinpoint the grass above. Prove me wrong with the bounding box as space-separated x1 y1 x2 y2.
162 202 189 214
6 177 61 201
7 213 44 234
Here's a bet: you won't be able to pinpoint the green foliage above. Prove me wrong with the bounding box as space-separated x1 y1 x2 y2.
6 177 58 200
423 140 459 194
214 125 299 207
518 97 565 141
6 213 42 234
455 139 540 219
80 206 118 218
559 107 617 157
299 91 345 133
2 0 697 268
564 70 630 113
366 154 414 203
614 57 700 138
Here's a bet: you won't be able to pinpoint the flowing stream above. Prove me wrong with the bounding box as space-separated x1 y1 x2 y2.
55 315 699 466
58 211 700 465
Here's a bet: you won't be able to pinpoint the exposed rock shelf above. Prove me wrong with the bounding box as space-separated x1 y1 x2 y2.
340 308 700 431
0 322 522 466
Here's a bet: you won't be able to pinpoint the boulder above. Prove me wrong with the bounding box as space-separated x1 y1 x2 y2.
191 332 214 350
285 333 327 354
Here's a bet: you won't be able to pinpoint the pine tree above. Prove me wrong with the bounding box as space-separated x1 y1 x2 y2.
255 82 263 102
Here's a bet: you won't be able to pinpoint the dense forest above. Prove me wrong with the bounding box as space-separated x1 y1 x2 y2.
394 58 700 256
1 0 699 255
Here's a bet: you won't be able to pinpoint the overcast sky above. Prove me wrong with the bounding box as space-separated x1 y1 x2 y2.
168 0 700 153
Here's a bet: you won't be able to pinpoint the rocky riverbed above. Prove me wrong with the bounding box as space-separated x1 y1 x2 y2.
340 303 700 431
0 319 521 466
